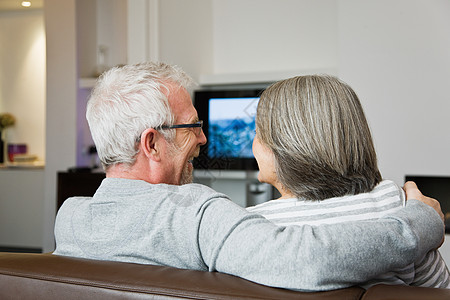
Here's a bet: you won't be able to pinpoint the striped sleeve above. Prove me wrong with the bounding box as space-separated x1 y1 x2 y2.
412 250 450 288
247 180 450 289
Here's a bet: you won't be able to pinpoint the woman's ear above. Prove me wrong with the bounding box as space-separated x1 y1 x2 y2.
140 128 162 162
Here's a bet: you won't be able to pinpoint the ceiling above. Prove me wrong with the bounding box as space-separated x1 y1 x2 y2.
0 0 43 11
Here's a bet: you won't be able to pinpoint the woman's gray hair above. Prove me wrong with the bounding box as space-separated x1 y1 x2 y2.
86 62 195 171
256 75 381 200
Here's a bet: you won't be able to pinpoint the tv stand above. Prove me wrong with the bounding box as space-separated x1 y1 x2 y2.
194 170 276 207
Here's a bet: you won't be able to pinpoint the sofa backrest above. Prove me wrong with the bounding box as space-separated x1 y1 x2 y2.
0 252 365 299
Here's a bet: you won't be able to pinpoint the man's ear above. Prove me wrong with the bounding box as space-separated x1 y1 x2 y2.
140 128 162 162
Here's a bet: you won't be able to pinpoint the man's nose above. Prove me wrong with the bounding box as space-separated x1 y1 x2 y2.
198 129 207 146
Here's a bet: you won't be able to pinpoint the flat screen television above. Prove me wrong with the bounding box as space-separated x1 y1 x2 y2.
405 175 450 233
193 88 265 170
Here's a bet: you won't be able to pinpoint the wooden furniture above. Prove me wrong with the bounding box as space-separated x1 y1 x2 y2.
57 171 105 211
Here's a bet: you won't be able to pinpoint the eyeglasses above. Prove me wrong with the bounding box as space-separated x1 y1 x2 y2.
157 120 203 136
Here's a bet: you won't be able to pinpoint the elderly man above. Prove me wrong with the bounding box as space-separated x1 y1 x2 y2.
54 62 444 291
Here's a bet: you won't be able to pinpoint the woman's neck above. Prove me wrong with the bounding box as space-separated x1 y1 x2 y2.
277 193 296 200
272 182 295 200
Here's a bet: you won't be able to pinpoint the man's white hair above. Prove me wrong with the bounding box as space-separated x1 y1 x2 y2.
86 62 195 171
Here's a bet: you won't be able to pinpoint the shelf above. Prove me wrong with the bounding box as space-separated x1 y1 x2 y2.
194 169 259 180
198 68 338 86
0 161 45 169
79 77 98 89
81 69 338 89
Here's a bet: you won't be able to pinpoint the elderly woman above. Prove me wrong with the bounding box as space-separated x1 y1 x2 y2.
247 75 450 289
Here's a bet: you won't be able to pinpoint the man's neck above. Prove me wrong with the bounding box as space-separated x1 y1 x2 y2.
106 164 143 180
106 162 180 185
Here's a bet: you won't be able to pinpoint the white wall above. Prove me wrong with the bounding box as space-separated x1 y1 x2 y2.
43 0 78 252
338 0 450 185
336 0 450 265
0 10 46 161
155 0 338 82
158 0 213 81
212 0 337 74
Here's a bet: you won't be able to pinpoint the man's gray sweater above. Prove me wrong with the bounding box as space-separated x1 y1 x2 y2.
54 178 443 291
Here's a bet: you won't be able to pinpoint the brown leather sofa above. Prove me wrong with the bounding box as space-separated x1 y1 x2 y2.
1 252 449 300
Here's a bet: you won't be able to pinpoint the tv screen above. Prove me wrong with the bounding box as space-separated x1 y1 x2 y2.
405 175 450 233
194 88 264 170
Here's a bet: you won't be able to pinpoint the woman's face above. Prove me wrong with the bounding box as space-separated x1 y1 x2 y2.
252 133 278 186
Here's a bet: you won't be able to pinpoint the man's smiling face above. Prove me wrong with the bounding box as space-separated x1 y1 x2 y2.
164 85 207 185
